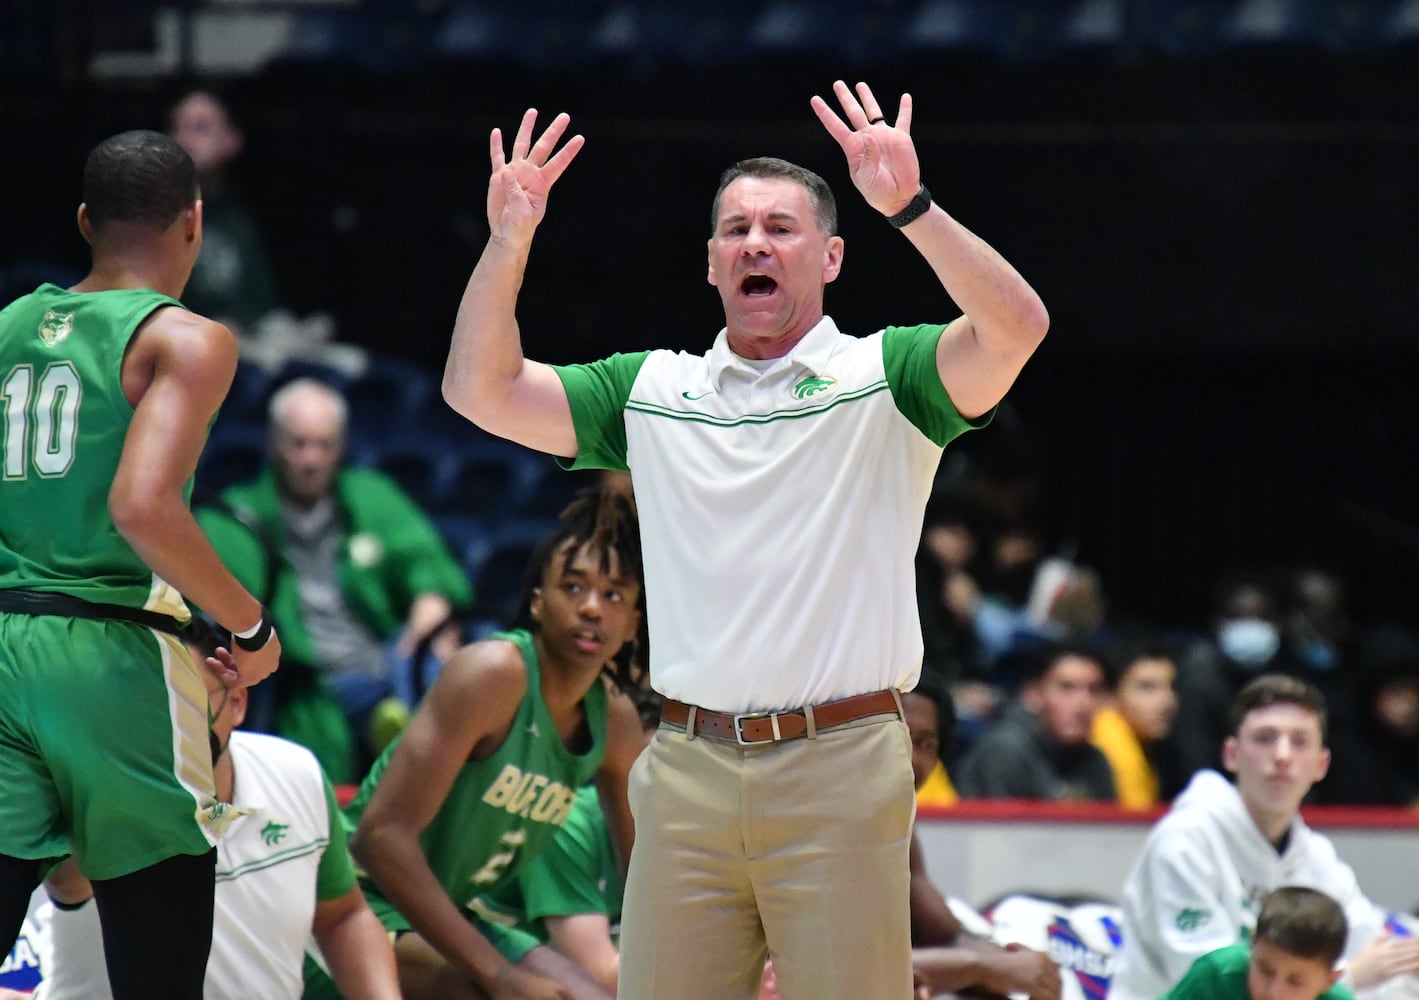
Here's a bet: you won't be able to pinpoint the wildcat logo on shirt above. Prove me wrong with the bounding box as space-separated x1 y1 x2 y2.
791 375 836 399
38 310 74 347
1174 907 1211 932
261 820 290 846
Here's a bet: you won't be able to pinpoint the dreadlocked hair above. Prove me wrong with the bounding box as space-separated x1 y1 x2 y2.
509 485 646 694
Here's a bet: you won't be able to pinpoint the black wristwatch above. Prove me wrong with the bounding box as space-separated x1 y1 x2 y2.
230 606 275 652
886 184 933 229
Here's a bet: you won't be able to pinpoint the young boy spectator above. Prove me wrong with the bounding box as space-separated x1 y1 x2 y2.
956 644 1116 801
1112 674 1419 1000
1091 640 1178 809
1162 886 1352 1000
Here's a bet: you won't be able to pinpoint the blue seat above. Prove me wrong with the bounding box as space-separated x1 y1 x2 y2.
467 518 556 621
221 361 273 426
195 427 268 502
345 356 437 440
367 445 451 511
432 514 492 569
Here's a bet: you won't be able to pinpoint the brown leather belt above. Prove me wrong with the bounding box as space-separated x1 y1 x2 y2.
661 690 902 745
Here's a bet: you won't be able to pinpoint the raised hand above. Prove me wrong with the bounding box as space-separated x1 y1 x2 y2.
487 108 585 248
810 80 922 219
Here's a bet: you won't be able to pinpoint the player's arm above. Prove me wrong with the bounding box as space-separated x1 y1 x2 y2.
442 109 583 457
913 940 1061 1000
112 307 278 685
593 688 643 881
348 640 528 993
908 829 1062 999
543 913 620 994
909 827 963 946
810 80 1048 420
311 887 401 1000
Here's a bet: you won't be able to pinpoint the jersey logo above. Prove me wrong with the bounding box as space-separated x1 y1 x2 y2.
260 820 290 846
38 309 74 347
1174 907 1211 931
681 390 714 400
791 375 836 399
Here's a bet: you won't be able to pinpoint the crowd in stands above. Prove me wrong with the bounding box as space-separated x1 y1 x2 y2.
195 348 1419 816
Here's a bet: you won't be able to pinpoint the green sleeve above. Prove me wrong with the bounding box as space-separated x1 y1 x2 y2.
551 351 653 471
195 504 270 599
343 470 473 610
315 771 358 902
519 788 618 923
881 324 994 447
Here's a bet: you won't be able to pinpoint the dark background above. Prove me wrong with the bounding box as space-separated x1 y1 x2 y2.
4 0 1418 629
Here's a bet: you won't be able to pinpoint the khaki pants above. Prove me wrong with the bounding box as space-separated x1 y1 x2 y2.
617 713 916 1000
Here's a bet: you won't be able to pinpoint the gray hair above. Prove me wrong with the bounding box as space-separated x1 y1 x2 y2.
266 377 348 438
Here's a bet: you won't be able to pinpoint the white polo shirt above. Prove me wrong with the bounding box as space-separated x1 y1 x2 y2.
554 316 988 713
34 731 355 1000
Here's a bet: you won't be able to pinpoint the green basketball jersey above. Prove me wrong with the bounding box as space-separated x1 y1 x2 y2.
346 628 609 928
0 283 193 618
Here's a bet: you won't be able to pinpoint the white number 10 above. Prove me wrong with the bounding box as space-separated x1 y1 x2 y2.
3 363 83 480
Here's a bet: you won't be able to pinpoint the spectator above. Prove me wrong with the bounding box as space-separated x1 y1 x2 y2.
1168 571 1298 790
1283 568 1360 738
1111 674 1419 1000
1091 639 1179 809
197 377 472 782
1312 625 1419 807
955 644 1116 801
169 89 280 332
1161 886 1352 1000
906 678 960 808
25 618 399 1000
917 493 988 688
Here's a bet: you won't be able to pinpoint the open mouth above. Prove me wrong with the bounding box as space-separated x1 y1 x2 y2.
740 273 778 297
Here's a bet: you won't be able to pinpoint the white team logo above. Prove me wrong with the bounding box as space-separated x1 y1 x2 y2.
37 310 74 347
348 532 383 568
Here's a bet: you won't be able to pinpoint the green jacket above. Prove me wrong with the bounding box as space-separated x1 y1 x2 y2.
197 465 472 671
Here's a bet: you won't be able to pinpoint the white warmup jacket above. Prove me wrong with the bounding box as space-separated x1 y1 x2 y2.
1110 769 1417 1000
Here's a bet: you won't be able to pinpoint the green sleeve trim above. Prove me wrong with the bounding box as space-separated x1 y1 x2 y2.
551 351 652 471
881 324 994 447
315 772 358 901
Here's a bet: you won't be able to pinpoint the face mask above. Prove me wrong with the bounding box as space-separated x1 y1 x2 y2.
1299 641 1337 672
1218 617 1279 668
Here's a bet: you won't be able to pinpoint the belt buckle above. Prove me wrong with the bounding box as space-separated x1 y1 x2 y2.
732 711 779 745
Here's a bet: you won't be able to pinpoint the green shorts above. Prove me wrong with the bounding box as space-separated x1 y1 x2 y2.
0 613 219 880
374 885 541 963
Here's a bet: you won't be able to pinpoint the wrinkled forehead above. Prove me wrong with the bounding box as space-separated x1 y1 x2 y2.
715 176 817 224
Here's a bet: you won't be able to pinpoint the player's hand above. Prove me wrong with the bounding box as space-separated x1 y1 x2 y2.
224 629 281 689
487 964 574 1000
975 944 1060 1000
487 108 585 249
810 80 922 219
1349 931 1419 989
